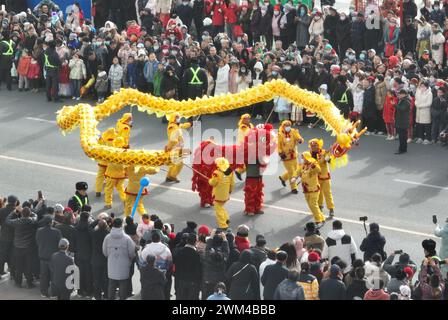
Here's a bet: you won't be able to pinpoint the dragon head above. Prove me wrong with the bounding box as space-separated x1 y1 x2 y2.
243 123 277 166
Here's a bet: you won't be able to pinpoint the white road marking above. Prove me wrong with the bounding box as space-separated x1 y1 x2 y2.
394 179 448 191
0 154 437 239
25 117 56 124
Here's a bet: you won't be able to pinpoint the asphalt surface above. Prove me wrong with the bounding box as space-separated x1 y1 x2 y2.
0 88 447 299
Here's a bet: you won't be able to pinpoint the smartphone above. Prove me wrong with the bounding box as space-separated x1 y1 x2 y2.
170 224 175 233
433 215 438 224
38 191 43 200
1 5 5 11
440 260 447 265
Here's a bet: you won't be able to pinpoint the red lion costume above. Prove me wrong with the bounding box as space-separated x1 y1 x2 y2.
192 124 277 214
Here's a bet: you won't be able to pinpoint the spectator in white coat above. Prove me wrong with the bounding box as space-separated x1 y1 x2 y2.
102 218 136 300
322 220 358 273
414 80 433 144
214 57 230 96
430 23 445 66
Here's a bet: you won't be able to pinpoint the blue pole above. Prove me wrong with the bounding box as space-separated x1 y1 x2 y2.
131 177 150 219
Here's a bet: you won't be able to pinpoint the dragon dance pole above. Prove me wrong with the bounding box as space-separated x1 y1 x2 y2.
131 177 150 219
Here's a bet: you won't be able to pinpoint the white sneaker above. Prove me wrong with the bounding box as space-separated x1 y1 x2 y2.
407 138 412 143
377 131 384 135
204 203 211 208
415 138 423 144
385 135 391 140
423 140 431 145
72 97 76 100
76 97 80 101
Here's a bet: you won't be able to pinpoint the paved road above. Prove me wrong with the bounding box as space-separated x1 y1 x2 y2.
0 89 447 299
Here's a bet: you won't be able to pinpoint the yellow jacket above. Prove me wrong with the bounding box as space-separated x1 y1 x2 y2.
125 165 159 195
98 128 117 167
313 149 331 180
278 128 304 161
116 113 132 148
297 163 321 193
237 123 254 144
105 162 127 179
166 122 191 151
209 169 234 202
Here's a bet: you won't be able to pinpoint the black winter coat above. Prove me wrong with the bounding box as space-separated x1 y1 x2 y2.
55 223 77 253
226 250 260 300
395 97 411 129
360 231 386 261
177 4 194 29
319 276 347 300
202 248 227 284
140 265 166 300
351 20 366 45
50 251 74 289
261 262 288 300
362 86 377 119
346 279 368 300
324 15 339 48
285 11 297 46
249 246 267 271
74 221 92 261
251 9 262 39
173 246 202 283
6 213 38 249
0 204 16 242
36 226 62 260
90 225 109 267
336 19 352 53
400 24 417 55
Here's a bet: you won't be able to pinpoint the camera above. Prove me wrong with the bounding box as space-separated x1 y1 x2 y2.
359 216 368 222
394 250 403 255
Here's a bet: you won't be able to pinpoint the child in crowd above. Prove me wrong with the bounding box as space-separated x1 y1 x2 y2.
59 60 72 98
125 56 137 89
383 89 397 140
17 49 31 91
27 57 41 93
95 71 109 103
109 57 124 93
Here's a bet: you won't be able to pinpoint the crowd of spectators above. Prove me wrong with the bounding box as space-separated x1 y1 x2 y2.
1 0 448 145
0 193 447 300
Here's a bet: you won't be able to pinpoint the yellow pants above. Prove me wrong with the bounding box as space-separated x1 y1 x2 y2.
167 162 183 180
214 201 229 229
305 192 325 223
235 165 246 174
280 159 298 190
318 179 335 210
104 178 126 206
95 165 106 193
124 194 146 217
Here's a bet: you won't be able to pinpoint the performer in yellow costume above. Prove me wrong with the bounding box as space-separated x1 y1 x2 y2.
309 138 335 218
95 128 117 197
209 157 234 230
296 151 326 227
278 120 304 194
165 113 191 183
235 114 254 181
124 165 160 216
104 137 127 209
116 113 133 149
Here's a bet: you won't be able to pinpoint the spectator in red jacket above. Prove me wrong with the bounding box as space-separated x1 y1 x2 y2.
206 0 227 37
224 0 240 41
